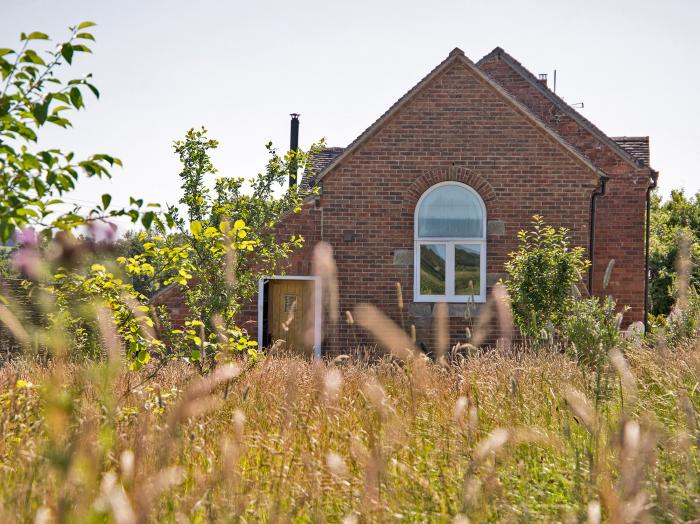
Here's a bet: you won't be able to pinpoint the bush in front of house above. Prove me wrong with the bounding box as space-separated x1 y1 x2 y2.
561 295 626 367
503 215 591 344
659 288 700 347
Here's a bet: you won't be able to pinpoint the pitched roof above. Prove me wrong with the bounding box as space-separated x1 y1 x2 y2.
476 47 646 170
611 136 649 167
300 146 344 189
303 48 606 189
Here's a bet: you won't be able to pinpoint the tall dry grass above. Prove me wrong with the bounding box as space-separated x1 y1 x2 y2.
1 343 699 522
1 238 699 522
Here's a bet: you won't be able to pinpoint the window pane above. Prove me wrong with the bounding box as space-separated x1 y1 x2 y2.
455 244 481 295
418 185 483 238
420 244 446 295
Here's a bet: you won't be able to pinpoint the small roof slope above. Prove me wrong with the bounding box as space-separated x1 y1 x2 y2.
300 146 344 189
612 136 650 167
477 47 646 170
304 48 606 189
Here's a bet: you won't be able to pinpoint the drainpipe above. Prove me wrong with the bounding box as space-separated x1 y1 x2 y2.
588 174 609 296
644 170 659 331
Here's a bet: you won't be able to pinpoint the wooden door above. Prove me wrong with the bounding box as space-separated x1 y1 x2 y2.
267 280 314 356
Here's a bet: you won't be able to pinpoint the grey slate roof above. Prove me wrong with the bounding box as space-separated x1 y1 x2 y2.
611 137 650 166
300 146 345 189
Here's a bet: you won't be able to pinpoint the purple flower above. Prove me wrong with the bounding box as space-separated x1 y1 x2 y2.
11 247 42 281
14 228 38 248
88 220 118 244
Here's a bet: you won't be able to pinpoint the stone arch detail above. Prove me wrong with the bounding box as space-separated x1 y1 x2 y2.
401 166 495 218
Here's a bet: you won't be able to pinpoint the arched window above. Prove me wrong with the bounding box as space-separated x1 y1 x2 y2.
414 182 486 303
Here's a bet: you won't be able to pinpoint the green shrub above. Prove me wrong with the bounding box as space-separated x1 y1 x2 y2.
561 296 625 367
662 288 700 347
503 216 590 343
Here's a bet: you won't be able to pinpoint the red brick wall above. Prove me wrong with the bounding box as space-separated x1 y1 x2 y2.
478 54 651 323
240 59 601 355
159 56 649 355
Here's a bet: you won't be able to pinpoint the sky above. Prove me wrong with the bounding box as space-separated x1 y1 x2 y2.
3 0 700 225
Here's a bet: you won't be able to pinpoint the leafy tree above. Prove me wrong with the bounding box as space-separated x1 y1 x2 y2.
649 190 700 316
0 22 164 242
119 128 319 367
503 215 590 342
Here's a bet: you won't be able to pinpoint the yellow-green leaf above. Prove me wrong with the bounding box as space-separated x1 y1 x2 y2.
190 220 203 237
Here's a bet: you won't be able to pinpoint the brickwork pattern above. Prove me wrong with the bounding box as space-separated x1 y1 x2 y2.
156 55 650 355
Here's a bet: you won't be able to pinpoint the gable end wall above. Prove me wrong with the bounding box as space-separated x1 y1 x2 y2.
237 60 604 354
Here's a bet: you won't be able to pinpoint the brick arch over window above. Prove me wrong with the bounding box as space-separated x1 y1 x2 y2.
401 167 496 218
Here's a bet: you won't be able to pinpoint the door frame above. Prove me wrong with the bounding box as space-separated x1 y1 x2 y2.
257 275 322 359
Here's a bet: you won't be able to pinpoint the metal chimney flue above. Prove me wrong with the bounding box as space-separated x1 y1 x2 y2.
289 113 300 188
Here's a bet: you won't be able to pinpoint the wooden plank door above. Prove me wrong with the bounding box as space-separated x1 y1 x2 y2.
267 280 314 356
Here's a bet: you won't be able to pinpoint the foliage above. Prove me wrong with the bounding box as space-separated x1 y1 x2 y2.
110 231 160 298
0 246 17 277
6 230 161 369
503 215 590 342
2 343 700 521
561 296 626 367
115 128 319 367
649 189 700 316
47 262 162 366
661 287 700 347
0 23 166 242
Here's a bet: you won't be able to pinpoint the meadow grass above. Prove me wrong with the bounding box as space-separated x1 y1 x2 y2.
1 342 699 523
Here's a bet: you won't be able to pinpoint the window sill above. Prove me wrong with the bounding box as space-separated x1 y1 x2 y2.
413 296 486 304
409 302 485 318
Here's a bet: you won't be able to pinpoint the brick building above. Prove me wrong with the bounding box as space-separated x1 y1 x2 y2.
158 47 658 357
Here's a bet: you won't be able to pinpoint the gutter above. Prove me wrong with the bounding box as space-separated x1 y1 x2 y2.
644 170 659 331
588 175 609 295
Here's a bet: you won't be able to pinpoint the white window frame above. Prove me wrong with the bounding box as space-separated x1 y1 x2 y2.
413 181 487 303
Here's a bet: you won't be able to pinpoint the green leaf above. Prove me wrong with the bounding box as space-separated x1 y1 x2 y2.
71 44 92 53
77 21 97 29
69 87 83 109
22 49 45 65
190 349 201 362
32 102 48 125
75 33 95 41
85 83 99 99
101 193 111 209
141 211 154 229
0 49 14 57
60 43 73 64
24 32 49 40
137 350 150 364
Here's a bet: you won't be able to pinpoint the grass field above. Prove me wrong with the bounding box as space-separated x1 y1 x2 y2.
1 342 699 522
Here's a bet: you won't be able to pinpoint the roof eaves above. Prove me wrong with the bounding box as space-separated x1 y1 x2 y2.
477 47 644 170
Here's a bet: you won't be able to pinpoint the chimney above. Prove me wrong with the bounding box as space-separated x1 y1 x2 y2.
538 73 548 86
289 113 300 188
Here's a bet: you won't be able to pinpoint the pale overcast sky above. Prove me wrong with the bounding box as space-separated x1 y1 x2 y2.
3 0 699 222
